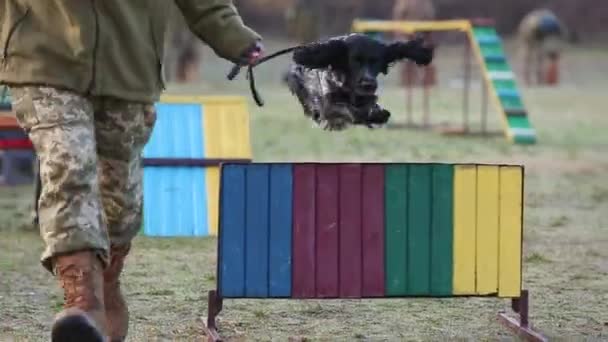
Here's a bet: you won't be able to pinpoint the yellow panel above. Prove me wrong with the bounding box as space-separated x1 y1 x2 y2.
452 165 477 294
498 166 523 297
202 98 252 236
352 19 471 34
206 167 220 235
475 166 500 294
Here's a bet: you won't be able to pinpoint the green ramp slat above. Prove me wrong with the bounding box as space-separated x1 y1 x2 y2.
480 45 505 57
385 164 408 296
513 134 537 145
505 108 528 116
493 79 517 91
430 165 454 295
407 165 432 295
485 61 511 72
500 96 524 109
472 26 498 36
485 55 507 64
507 116 533 129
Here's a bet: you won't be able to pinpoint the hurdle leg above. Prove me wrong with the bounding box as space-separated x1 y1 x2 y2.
204 290 224 342
498 290 547 342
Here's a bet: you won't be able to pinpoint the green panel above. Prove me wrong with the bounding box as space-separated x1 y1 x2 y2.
507 116 533 129
430 165 454 295
385 164 408 296
480 45 505 57
472 27 498 36
407 165 432 295
500 96 524 109
492 79 517 91
485 61 511 72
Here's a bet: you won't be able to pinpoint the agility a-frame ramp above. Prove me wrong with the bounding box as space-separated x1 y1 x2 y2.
352 19 537 145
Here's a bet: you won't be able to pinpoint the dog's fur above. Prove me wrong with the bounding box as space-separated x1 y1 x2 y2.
285 33 433 130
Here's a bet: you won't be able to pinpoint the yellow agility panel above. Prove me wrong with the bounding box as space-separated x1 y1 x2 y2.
475 166 500 295
498 166 523 297
452 165 477 294
352 19 471 34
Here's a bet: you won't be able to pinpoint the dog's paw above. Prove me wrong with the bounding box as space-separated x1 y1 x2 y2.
409 37 434 66
367 108 391 125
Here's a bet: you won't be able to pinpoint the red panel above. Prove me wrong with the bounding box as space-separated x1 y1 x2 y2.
0 139 33 149
315 164 339 298
339 164 363 298
292 165 316 298
362 164 385 297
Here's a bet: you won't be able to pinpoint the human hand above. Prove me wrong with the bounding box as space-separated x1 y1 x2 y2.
238 40 264 66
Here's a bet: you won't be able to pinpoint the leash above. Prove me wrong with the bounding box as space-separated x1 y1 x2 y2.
227 46 301 107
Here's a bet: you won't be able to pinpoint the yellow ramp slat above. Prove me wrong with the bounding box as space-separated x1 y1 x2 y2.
452 165 477 294
476 166 500 294
498 166 523 297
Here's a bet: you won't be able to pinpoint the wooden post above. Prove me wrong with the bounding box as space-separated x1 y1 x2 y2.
463 32 472 133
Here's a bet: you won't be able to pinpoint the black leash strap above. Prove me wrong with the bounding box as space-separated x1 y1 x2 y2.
227 46 300 107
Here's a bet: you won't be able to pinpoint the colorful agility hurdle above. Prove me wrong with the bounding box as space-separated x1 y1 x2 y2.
142 95 252 237
205 162 546 342
0 87 36 186
352 19 537 145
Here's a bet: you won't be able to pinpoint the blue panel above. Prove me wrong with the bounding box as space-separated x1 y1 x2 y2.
497 89 520 99
245 164 271 297
0 130 27 140
476 36 500 45
143 167 207 236
142 103 209 237
144 103 204 159
268 164 293 297
219 164 246 297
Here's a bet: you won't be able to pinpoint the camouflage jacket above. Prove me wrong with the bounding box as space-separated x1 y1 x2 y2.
0 0 260 103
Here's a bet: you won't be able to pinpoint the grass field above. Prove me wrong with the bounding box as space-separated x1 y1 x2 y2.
1 36 608 341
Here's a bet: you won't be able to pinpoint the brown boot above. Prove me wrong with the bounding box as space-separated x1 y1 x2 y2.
51 250 108 342
103 244 131 342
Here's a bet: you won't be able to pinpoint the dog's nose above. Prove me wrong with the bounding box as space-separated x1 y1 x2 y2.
359 79 377 92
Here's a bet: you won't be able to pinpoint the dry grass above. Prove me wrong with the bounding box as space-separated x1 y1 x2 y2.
1 37 608 341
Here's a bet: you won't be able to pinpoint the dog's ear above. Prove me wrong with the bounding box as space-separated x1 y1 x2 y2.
293 39 348 70
382 38 434 74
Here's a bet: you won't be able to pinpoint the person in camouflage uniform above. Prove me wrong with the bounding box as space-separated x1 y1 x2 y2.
391 0 437 87
517 8 568 85
0 1 262 341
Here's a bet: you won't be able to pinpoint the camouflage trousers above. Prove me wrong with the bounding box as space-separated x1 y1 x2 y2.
9 86 156 273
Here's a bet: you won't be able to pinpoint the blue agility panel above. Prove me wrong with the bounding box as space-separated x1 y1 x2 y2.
142 103 208 236
218 163 294 298
245 164 271 298
218 164 246 297
268 164 293 297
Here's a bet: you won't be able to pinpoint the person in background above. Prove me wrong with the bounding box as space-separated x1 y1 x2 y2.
517 8 569 85
0 1 262 341
164 5 205 84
